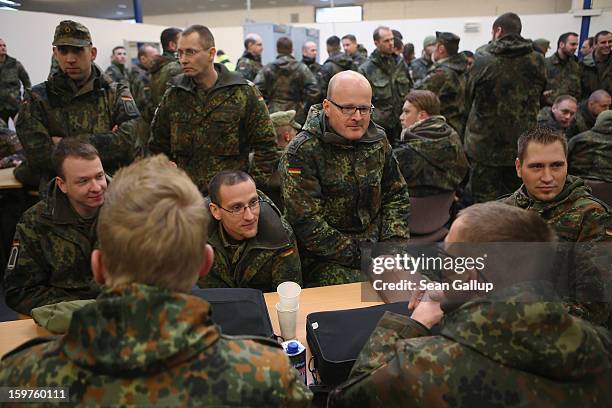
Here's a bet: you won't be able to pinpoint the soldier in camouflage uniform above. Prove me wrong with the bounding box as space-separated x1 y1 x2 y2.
568 109 612 182
0 38 31 124
533 38 551 55
302 41 321 76
151 25 277 195
566 89 611 138
198 171 301 292
0 118 24 168
128 44 159 113
465 13 546 203
236 33 264 81
542 32 582 106
329 202 612 407
414 31 468 137
279 71 410 286
148 27 183 121
3 140 104 315
359 26 413 146
536 94 578 134
15 20 140 192
254 36 320 124
104 45 128 84
341 34 367 68
318 35 358 99
0 154 312 407
394 90 468 197
410 35 436 82
581 30 611 98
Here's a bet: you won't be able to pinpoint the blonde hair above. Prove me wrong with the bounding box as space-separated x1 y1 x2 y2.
97 155 208 292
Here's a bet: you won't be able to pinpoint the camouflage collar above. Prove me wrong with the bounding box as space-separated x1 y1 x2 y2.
512 175 591 212
402 115 453 141
487 33 533 56
240 51 261 62
62 282 220 374
172 63 246 93
48 63 110 98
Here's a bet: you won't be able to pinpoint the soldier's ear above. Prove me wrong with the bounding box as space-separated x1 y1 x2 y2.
198 244 215 280
209 202 222 221
90 46 97 61
56 176 68 194
515 158 522 178
91 249 107 285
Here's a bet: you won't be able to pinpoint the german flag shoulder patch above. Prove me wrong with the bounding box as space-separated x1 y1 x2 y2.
280 248 295 257
287 167 301 175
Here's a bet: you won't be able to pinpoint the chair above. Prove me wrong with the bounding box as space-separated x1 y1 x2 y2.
584 179 612 207
409 192 455 243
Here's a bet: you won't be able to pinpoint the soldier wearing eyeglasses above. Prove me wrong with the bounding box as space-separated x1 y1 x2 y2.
279 70 411 287
151 25 278 195
198 170 302 292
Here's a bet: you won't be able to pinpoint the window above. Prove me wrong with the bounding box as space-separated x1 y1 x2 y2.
315 6 362 23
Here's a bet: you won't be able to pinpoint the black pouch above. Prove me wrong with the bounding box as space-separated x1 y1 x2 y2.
306 302 411 388
191 288 274 338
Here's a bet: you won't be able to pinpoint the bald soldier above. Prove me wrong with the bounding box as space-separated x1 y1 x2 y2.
236 33 264 81
279 71 411 286
566 89 611 139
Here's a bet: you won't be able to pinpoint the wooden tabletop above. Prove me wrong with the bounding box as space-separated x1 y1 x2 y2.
0 283 382 384
0 167 22 190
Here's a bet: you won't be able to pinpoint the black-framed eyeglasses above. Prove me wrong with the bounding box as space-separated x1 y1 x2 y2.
177 48 206 58
328 99 375 116
215 198 262 216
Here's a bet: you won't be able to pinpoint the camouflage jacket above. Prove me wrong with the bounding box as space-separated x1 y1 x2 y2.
0 55 31 112
501 175 610 242
465 34 546 165
415 53 468 136
3 181 101 315
148 51 182 119
581 51 612 98
279 105 411 272
359 50 414 144
394 115 469 197
537 106 564 131
15 64 140 188
0 121 24 168
568 110 612 182
566 100 596 139
0 283 313 407
349 51 368 68
317 51 358 99
150 63 278 194
410 56 432 82
302 56 321 76
104 61 128 84
236 51 263 82
329 282 612 407
254 54 320 124
544 52 582 106
199 193 301 292
128 63 151 113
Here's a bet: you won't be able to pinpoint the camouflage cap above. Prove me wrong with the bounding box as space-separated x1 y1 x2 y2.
594 109 612 127
533 38 550 50
435 31 460 48
423 36 437 48
270 110 301 130
53 20 92 47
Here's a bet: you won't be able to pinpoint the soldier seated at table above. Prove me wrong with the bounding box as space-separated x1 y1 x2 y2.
329 202 612 407
0 155 312 406
198 170 302 292
394 90 468 197
0 117 24 169
568 109 612 183
4 139 104 315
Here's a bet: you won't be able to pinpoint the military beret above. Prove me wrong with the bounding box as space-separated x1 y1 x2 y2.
436 31 460 47
53 20 92 47
270 110 301 130
423 36 437 48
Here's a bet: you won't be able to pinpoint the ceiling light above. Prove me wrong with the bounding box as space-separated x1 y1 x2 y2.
118 4 127 9
0 6 18 10
116 10 125 15
0 0 21 6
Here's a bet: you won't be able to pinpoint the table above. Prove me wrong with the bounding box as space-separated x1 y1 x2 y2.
0 283 383 384
0 167 22 190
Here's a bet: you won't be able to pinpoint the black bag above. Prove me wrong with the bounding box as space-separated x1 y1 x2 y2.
306 302 412 387
191 288 274 338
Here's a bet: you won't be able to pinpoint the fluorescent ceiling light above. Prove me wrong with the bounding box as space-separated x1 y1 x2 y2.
0 0 21 6
0 6 18 10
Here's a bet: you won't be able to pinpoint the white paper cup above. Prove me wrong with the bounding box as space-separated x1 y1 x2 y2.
276 302 298 340
277 281 301 310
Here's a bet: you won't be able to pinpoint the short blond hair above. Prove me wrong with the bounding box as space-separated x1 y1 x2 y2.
97 155 208 292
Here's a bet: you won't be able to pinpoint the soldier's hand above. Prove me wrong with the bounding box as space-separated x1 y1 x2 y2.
410 291 443 329
51 136 62 145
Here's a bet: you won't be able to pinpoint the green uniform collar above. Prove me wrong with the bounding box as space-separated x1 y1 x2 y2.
172 63 246 93
48 63 110 100
512 175 593 212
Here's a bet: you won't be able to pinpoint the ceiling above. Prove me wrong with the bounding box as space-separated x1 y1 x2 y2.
6 0 364 20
